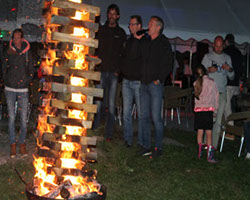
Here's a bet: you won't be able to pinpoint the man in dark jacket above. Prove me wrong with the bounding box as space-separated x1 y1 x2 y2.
93 4 126 140
139 16 173 157
2 29 34 157
121 15 143 147
224 34 243 140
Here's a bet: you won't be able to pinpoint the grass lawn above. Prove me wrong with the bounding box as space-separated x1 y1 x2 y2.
0 125 249 200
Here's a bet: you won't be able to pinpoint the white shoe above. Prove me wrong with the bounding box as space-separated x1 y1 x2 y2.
245 153 250 160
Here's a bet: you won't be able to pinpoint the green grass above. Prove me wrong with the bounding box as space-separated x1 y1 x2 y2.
0 125 249 200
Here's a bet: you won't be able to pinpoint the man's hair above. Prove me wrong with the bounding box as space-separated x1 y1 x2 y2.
130 15 142 26
225 33 235 45
107 4 120 15
12 28 24 39
151 16 164 34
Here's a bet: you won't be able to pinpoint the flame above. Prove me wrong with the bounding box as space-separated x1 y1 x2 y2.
69 0 82 3
68 109 86 120
33 0 102 198
61 142 81 151
33 156 56 195
65 126 86 136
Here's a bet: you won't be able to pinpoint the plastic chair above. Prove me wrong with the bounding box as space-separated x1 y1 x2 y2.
220 111 250 157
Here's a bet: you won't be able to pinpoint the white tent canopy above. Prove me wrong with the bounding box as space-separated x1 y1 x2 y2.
91 0 250 46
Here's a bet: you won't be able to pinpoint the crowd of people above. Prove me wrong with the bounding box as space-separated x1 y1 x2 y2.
93 4 173 158
1 3 249 162
93 4 247 162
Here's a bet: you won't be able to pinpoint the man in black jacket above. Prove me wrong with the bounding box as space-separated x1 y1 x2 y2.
93 4 126 140
139 16 173 157
121 15 143 147
224 34 243 140
2 29 34 157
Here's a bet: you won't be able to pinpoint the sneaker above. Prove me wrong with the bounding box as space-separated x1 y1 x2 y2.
207 146 218 163
224 134 235 141
245 153 250 160
124 141 132 148
138 148 152 156
150 147 162 158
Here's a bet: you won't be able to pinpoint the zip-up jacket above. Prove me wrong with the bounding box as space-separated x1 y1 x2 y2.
2 39 34 89
121 35 143 81
95 21 126 73
194 75 219 112
140 34 173 84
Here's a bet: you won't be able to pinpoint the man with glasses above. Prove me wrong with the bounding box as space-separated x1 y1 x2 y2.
121 15 144 147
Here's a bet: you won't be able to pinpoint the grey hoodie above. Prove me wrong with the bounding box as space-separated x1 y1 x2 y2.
201 51 234 93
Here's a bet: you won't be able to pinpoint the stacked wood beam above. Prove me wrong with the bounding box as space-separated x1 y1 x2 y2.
32 0 105 199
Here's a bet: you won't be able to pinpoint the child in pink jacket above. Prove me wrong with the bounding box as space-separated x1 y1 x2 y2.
194 65 219 163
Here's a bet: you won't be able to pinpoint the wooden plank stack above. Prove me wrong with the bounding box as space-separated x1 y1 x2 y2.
33 0 104 198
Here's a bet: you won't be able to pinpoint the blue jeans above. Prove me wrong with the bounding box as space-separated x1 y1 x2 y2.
5 90 29 145
93 72 118 139
122 79 142 146
140 82 164 150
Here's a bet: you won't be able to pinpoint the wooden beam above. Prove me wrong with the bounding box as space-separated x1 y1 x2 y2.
57 42 74 51
51 15 99 31
59 59 76 68
42 132 97 146
47 115 93 129
51 82 103 98
58 8 76 17
53 66 101 81
53 0 100 16
38 146 97 162
59 25 74 35
80 151 97 161
37 147 59 158
50 99 97 113
47 167 97 179
85 54 101 65
52 32 98 48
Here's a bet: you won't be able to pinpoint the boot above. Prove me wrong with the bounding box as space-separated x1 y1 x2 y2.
20 143 28 156
197 143 203 159
207 146 218 163
10 143 16 158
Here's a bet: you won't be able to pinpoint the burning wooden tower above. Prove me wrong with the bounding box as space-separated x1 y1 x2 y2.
25 0 106 199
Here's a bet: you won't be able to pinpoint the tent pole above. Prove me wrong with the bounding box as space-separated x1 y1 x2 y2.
247 50 249 79
188 40 195 88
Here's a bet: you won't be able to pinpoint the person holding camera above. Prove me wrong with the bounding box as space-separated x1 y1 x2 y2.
201 36 234 150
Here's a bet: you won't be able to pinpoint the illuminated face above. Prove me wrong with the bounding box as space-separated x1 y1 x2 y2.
213 38 224 54
107 9 119 26
129 18 141 35
13 32 22 47
148 18 160 37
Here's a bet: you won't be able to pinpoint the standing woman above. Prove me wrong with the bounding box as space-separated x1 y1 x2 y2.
2 29 34 158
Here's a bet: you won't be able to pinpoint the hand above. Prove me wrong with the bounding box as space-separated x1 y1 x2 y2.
208 66 218 73
114 72 119 76
153 80 160 85
222 63 232 71
134 32 144 40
